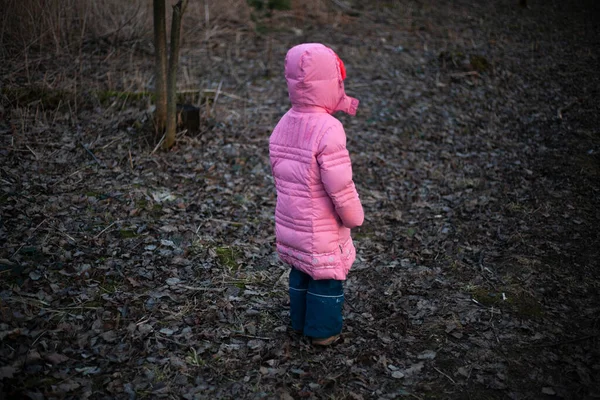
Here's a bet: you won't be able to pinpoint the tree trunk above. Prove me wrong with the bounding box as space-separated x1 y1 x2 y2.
164 0 188 150
153 0 168 140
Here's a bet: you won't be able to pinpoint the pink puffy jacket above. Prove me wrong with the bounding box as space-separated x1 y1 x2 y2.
269 43 364 280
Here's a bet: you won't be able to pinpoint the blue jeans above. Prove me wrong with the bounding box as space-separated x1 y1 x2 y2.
289 268 344 338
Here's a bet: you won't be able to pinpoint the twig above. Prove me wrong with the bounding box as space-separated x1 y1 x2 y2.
557 98 580 120
44 306 103 314
233 334 271 341
211 79 223 116
80 142 103 166
53 168 84 186
30 330 47 347
470 298 487 308
128 149 134 170
56 229 77 243
273 269 289 289
176 129 188 138
449 71 479 78
94 220 120 239
470 298 502 314
12 219 48 258
176 284 225 292
100 137 122 150
9 296 50 307
25 145 39 159
207 218 243 226
433 366 456 384
151 134 165 155
155 333 188 347
478 251 498 289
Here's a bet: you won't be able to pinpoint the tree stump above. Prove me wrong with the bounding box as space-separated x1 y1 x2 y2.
176 104 200 131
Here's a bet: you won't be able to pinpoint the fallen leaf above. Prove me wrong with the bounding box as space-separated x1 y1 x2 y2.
349 392 364 400
542 387 556 395
166 277 181 286
138 324 154 337
279 391 295 400
57 381 80 392
247 339 265 350
101 330 117 343
0 366 17 379
392 371 405 379
159 328 175 336
76 366 101 375
127 277 141 287
402 362 424 376
161 239 176 248
29 271 42 281
160 224 178 232
417 350 437 360
44 353 69 365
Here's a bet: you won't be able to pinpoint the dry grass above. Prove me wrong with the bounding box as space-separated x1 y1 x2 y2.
0 0 364 148
0 0 347 58
0 0 341 90
1 0 149 57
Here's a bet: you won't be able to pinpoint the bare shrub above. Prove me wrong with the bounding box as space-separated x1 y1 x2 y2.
0 0 151 56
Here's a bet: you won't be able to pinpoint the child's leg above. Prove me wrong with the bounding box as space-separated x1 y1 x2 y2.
304 278 344 339
288 268 310 332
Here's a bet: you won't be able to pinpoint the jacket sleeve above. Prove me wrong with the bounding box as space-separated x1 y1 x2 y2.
316 124 364 229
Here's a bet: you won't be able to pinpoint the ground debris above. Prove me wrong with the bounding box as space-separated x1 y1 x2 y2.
1 0 599 398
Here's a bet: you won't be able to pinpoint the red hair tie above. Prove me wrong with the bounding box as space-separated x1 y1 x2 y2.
336 54 347 80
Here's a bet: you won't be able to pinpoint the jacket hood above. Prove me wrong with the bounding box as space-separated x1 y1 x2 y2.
285 43 359 116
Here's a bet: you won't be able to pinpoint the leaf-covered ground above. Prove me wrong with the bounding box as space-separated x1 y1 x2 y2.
1 0 599 399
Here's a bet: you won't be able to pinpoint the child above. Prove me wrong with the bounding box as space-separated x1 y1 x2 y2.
269 43 364 346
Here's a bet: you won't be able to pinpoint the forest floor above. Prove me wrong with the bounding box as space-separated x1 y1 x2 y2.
1 0 599 399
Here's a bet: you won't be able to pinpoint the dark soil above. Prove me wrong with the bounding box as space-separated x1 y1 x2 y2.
1 0 599 399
